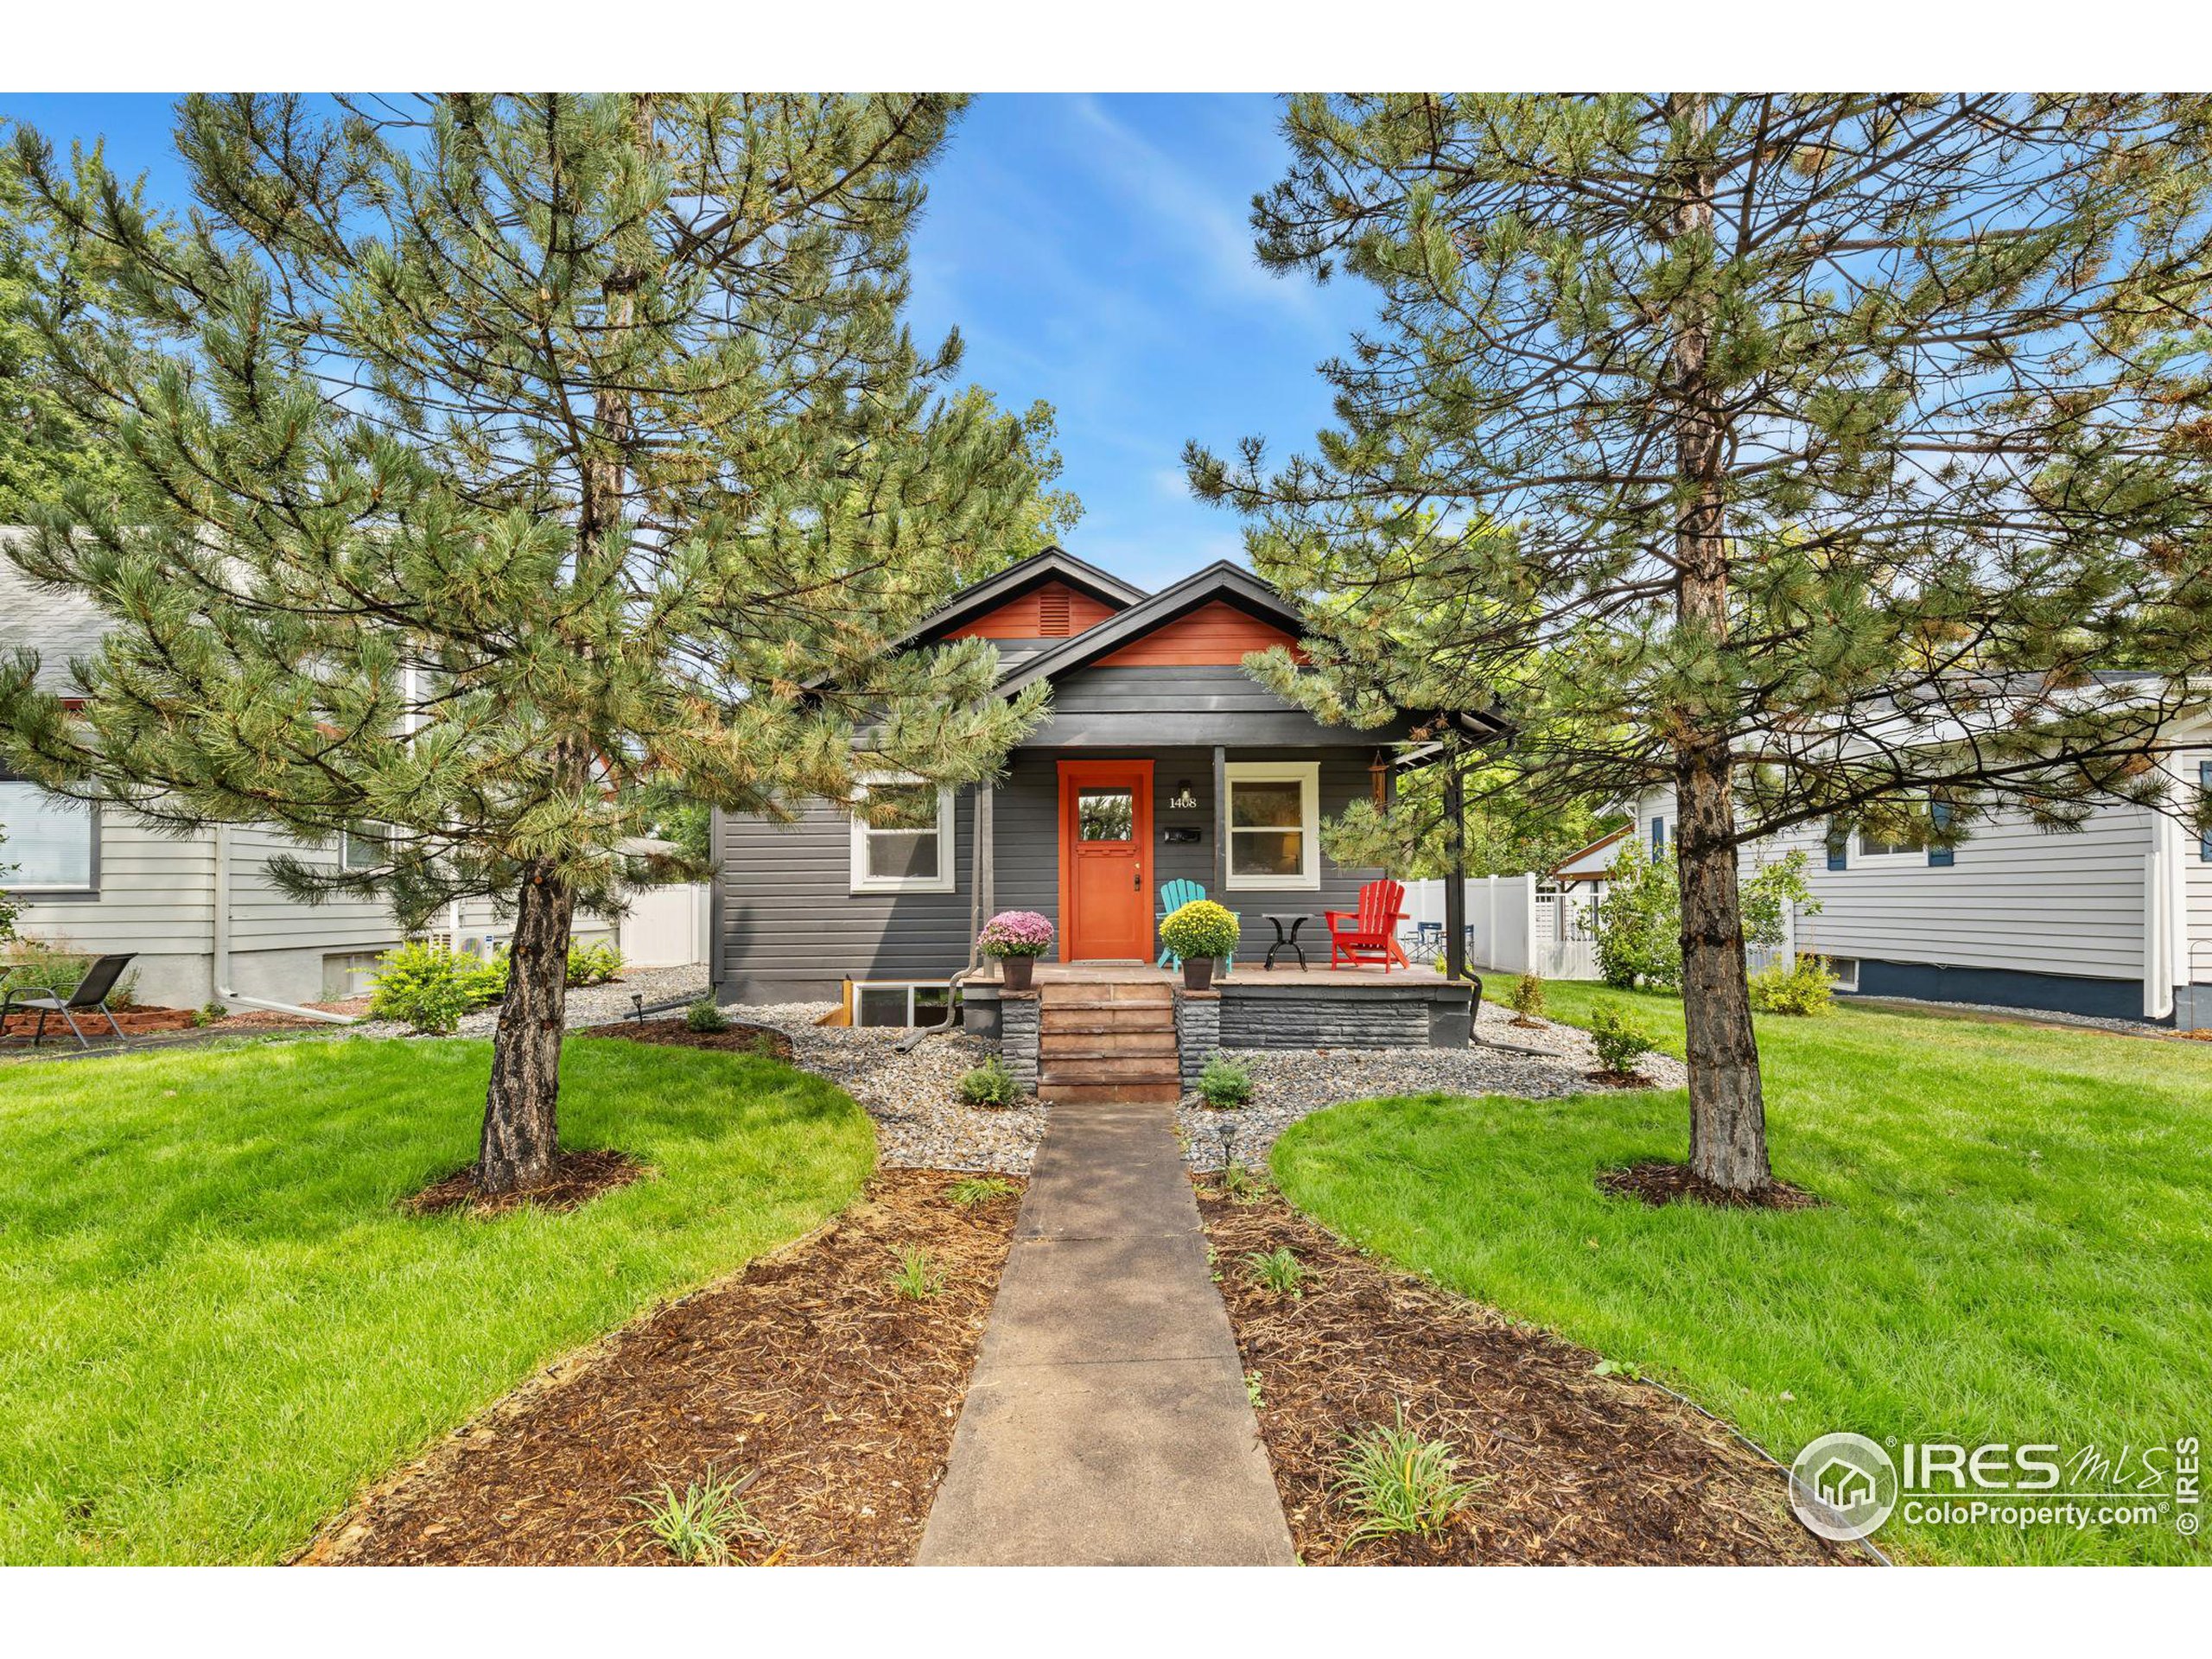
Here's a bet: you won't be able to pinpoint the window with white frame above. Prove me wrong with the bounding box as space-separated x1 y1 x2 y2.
1224 761 1320 889
0 777 99 893
338 821 390 872
849 776 956 893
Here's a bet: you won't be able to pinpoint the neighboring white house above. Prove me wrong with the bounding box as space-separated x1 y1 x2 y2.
0 556 629 1013
1539 741 2212 1027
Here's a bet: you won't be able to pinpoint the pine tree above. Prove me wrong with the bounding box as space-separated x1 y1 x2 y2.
1193 94 2212 1193
0 94 1067 1192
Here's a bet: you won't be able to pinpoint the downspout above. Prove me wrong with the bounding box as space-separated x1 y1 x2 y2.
212 824 358 1024
896 782 993 1055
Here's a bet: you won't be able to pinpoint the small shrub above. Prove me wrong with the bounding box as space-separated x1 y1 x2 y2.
1588 1002 1658 1077
192 1001 228 1028
949 1175 1017 1210
976 909 1054 959
367 940 500 1034
1198 1055 1253 1109
1159 898 1240 963
888 1244 945 1300
1334 1407 1489 1545
1593 838 1681 991
684 997 729 1033
627 1468 765 1565
1246 1246 1307 1296
1747 954 1836 1016
958 1055 1020 1107
1220 1161 1265 1203
1508 971 1548 1026
566 939 624 988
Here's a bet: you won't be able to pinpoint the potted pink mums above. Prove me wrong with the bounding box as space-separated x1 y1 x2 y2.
978 910 1054 990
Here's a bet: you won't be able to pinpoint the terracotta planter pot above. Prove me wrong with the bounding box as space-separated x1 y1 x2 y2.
1182 957 1216 992
1000 955 1035 991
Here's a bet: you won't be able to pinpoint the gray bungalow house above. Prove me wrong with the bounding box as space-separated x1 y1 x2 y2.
712 550 1491 1095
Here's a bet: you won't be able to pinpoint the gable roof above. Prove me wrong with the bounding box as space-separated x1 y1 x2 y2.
905 546 1147 651
995 561 1300 692
1551 824 1630 882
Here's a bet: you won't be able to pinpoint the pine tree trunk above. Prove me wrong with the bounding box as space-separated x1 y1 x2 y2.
1677 749 1771 1191
477 861 576 1194
1665 92 1772 1194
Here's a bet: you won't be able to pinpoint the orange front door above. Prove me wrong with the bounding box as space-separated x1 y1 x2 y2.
1058 760 1154 961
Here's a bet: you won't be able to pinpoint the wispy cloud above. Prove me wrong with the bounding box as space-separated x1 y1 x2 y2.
1065 94 1319 323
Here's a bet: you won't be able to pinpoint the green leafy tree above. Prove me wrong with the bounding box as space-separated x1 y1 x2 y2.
0 133 130 518
1194 94 2212 1192
0 94 1064 1192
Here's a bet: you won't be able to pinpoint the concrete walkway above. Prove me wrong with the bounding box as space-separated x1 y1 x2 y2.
917 1099 1296 1565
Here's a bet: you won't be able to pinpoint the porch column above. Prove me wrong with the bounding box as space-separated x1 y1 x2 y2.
1443 760 1468 982
972 783 995 931
1211 745 1228 898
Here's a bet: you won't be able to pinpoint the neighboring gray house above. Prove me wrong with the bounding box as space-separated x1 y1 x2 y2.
1599 747 2212 1026
712 550 1491 1033
0 556 612 1013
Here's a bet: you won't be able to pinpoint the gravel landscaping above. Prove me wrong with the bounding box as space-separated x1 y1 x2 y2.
1179 999 1688 1170
723 1002 1052 1173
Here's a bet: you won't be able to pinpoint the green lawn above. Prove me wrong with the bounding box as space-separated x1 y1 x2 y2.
0 1034 874 1564
1272 981 2212 1564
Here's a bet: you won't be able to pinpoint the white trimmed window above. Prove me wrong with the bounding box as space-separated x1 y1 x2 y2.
338 821 390 872
849 776 956 894
1224 760 1320 890
0 778 99 893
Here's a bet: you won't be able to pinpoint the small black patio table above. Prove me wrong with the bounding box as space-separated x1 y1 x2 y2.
1261 912 1313 970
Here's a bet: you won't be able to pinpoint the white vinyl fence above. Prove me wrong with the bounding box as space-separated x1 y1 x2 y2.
1403 874 1794 981
618 881 712 967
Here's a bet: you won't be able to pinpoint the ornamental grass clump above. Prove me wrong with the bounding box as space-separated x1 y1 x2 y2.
1160 899 1239 963
1334 1407 1488 1545
977 910 1054 958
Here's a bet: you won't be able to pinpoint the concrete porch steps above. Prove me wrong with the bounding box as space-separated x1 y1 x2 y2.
1036 978 1179 1104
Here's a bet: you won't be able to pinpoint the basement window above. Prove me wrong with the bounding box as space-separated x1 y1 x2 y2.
852 981 957 1029
1827 957 1860 993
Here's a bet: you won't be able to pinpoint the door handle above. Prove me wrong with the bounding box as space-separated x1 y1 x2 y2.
1133 866 1141 890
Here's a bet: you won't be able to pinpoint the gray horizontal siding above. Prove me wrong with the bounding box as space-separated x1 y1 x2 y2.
715 741 1389 995
1027 666 1420 747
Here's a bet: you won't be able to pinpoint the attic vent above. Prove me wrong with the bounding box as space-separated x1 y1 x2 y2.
1037 588 1072 636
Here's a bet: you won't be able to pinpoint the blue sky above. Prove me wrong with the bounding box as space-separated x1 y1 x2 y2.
0 92 1377 592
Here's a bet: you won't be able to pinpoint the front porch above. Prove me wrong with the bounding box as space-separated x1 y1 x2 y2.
962 957 1476 1102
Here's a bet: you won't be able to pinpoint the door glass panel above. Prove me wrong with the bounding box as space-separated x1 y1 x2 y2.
1077 790 1134 842
1230 780 1302 829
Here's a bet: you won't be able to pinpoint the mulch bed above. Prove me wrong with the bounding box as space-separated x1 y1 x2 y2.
404 1149 648 1217
0 1004 197 1039
1196 1179 1855 1566
1584 1068 1657 1089
302 1169 1020 1565
588 1016 794 1063
1599 1160 1823 1211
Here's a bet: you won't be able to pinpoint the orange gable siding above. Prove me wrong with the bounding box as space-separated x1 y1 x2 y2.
1095 600 1304 667
954 581 1120 640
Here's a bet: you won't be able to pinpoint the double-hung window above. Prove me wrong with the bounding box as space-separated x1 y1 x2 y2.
849 776 956 894
1224 761 1320 890
0 773 99 896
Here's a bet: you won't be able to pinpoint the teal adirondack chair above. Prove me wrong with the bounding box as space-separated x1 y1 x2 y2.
1155 878 1231 975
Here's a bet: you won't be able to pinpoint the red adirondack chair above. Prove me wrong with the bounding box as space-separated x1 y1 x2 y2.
1325 879 1411 971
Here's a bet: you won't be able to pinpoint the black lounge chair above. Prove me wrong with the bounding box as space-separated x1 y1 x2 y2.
0 953 137 1049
